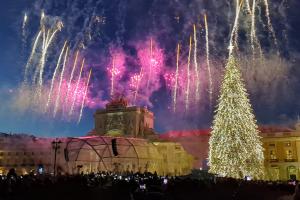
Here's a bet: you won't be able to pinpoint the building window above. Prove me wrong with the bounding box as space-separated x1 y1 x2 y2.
269 143 277 161
287 166 297 180
285 142 291 147
270 150 277 161
286 150 293 160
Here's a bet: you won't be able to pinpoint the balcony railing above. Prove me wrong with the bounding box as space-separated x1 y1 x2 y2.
267 158 297 162
284 159 296 162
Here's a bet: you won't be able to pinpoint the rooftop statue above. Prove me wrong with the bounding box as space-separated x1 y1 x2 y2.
106 93 128 110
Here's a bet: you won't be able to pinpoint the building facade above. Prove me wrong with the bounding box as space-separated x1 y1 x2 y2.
4 96 299 180
64 136 192 176
262 123 300 181
0 133 56 175
0 97 193 176
94 97 155 138
160 122 300 181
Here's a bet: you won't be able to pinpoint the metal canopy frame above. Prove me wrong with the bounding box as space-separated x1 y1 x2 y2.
65 136 152 173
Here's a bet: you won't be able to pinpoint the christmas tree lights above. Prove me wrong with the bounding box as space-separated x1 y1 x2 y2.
208 54 264 179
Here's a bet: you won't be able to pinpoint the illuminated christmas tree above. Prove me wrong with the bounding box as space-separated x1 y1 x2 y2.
208 54 264 179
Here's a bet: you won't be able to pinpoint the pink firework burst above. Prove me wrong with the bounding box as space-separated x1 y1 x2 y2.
129 73 143 89
129 38 165 105
164 68 186 90
106 48 126 97
137 38 164 87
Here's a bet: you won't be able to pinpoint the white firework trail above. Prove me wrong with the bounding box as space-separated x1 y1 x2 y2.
31 28 45 84
22 13 28 47
23 30 42 84
263 0 279 53
193 24 200 101
245 0 252 14
32 29 46 84
146 38 153 90
32 29 47 90
33 27 60 99
229 0 243 56
204 14 213 108
38 29 60 94
22 13 28 29
173 43 180 112
233 0 242 52
250 0 264 61
45 41 67 111
64 51 79 108
21 13 28 83
77 69 92 124
40 11 45 26
185 36 192 112
250 0 257 56
69 58 85 116
110 58 115 97
134 68 143 104
53 46 69 117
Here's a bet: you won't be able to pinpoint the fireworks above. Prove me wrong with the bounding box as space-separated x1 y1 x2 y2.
131 38 164 105
16 0 283 126
23 13 28 26
23 30 42 84
245 0 252 14
131 73 143 104
64 51 79 107
146 38 153 90
23 12 63 99
204 14 213 108
22 13 28 40
46 41 67 111
193 24 200 101
37 27 60 96
77 69 92 124
21 13 91 122
53 46 69 117
228 0 242 55
69 58 85 116
107 50 126 98
263 0 279 52
173 43 180 112
110 58 115 97
40 11 45 22
185 36 192 112
250 0 257 55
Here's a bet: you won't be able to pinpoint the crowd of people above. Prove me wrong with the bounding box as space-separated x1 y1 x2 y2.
0 169 298 200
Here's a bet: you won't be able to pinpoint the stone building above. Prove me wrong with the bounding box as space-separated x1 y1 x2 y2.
0 97 194 176
160 121 300 181
261 122 300 181
0 133 55 175
64 136 192 176
66 97 193 175
93 96 155 138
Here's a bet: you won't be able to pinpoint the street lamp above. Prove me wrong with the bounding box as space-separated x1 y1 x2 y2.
52 138 62 177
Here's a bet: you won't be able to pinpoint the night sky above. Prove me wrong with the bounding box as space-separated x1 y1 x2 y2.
0 0 300 137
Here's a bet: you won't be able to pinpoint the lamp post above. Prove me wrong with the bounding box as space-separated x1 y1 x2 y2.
52 138 62 177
